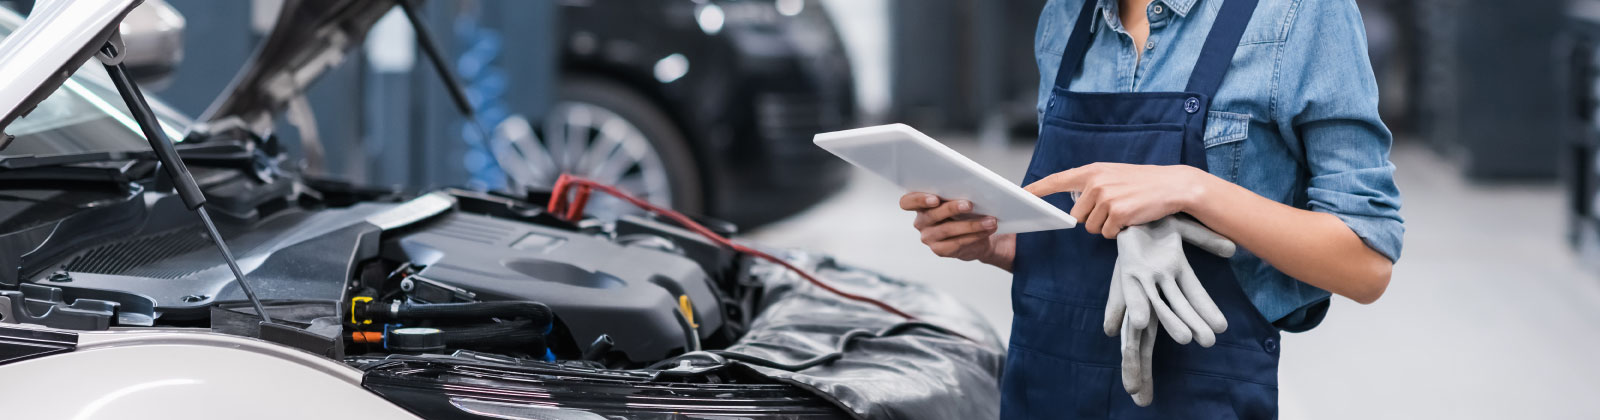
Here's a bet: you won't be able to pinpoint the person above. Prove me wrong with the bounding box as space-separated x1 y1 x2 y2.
899 0 1404 417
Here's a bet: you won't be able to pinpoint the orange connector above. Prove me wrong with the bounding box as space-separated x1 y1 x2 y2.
351 331 384 344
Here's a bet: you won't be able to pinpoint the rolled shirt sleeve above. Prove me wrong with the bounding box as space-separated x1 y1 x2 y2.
1274 0 1405 262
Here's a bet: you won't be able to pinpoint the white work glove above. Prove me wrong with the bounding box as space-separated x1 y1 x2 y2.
1112 262 1160 406
1105 215 1235 346
1104 215 1236 406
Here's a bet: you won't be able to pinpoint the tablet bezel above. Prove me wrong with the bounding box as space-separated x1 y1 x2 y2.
813 124 1078 234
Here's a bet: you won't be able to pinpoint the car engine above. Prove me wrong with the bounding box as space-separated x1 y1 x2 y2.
1 176 760 369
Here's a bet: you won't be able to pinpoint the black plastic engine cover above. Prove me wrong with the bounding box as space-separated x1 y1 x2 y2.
21 196 397 323
392 212 723 362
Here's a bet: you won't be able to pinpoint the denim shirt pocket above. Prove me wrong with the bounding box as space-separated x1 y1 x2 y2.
1202 111 1250 183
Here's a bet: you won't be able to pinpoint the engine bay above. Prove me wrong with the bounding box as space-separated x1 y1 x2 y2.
0 177 765 370
0 162 1006 418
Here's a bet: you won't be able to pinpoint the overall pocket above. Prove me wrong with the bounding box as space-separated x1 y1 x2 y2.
1002 342 1119 419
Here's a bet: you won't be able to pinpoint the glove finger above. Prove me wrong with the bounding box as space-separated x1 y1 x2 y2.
1120 313 1142 395
1141 272 1192 345
1105 263 1127 337
1171 216 1236 258
1121 274 1151 330
1132 315 1158 407
1157 272 1215 347
1178 264 1228 334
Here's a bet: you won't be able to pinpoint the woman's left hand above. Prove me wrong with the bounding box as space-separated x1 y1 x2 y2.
1024 163 1214 239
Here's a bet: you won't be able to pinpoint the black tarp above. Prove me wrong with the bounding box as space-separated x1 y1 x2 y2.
721 251 1007 420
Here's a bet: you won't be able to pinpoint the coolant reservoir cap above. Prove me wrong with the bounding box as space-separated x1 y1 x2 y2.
389 327 446 353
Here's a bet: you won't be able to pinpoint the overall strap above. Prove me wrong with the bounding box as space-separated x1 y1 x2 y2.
1183 0 1260 99
1051 0 1103 91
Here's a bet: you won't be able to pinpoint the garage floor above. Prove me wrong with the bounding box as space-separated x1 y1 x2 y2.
746 137 1600 419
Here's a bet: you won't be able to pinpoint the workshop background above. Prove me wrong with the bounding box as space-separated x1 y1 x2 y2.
7 0 1594 417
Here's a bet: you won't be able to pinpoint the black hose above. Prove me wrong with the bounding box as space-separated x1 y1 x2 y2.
364 301 553 329
583 334 614 361
437 319 547 349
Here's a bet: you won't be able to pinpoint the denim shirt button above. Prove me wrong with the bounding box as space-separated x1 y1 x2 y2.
1263 337 1278 353
1153 4 1164 15
1184 97 1200 113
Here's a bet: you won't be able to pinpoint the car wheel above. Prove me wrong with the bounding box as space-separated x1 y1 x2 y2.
499 75 703 216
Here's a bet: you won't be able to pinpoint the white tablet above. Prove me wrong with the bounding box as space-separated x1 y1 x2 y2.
813 124 1077 234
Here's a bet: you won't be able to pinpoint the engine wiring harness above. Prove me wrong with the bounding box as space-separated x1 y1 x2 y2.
346 263 559 361
547 174 973 343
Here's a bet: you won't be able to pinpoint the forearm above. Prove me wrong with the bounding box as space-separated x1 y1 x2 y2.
1183 174 1393 304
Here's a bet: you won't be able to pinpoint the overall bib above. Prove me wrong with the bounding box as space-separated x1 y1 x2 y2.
1000 0 1280 418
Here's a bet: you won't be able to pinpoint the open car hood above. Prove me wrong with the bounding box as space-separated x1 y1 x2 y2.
194 0 397 136
0 0 141 139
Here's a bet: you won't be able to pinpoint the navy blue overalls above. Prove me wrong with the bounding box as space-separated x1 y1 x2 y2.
1001 0 1279 418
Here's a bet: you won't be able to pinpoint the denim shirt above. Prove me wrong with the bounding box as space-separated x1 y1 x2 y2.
1034 0 1404 331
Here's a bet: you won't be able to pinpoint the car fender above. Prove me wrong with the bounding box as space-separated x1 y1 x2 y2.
0 329 418 419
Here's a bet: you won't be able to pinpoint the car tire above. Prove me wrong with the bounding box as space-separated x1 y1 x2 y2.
544 75 705 215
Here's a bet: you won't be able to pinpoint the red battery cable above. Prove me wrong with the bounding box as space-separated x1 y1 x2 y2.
548 174 924 321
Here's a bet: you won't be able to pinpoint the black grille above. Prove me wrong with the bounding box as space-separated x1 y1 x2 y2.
756 93 846 145
63 227 212 279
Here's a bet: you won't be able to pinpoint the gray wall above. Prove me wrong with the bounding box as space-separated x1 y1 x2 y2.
155 0 556 191
887 0 1047 133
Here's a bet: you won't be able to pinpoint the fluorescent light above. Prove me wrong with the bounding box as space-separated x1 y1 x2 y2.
695 3 724 35
777 0 804 16
653 53 690 83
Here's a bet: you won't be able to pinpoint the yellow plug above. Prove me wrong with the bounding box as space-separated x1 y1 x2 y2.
350 296 374 325
677 295 698 329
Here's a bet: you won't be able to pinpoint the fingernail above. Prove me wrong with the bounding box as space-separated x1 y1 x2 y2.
982 218 996 229
924 196 938 207
958 201 972 212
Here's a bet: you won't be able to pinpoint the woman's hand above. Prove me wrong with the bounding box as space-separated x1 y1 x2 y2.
900 192 1017 271
1024 163 1212 239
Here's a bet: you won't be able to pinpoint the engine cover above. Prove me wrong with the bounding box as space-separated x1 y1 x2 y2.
391 212 723 362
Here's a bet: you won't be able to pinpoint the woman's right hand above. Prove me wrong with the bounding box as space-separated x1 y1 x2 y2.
900 192 1016 271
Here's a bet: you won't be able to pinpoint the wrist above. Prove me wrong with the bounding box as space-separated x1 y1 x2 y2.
980 234 1017 271
1180 166 1220 215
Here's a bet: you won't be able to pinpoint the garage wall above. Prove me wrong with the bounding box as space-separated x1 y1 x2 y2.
134 0 557 191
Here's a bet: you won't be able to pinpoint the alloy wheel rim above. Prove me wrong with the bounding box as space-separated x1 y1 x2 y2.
504 101 675 216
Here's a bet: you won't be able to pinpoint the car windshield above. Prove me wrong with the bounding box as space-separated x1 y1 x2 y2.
0 7 190 160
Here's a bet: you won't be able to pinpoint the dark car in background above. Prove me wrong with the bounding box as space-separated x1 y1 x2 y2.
527 0 856 226
11 0 856 229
